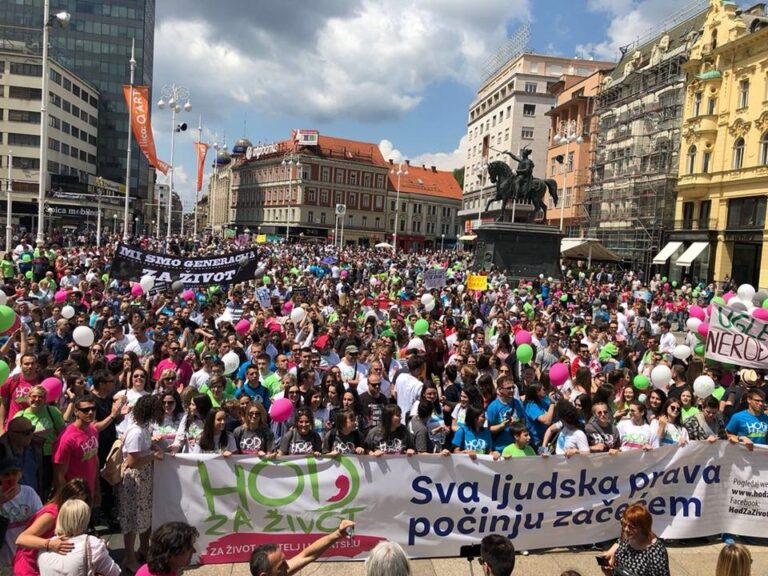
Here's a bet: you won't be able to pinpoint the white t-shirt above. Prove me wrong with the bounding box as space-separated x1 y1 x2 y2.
554 423 589 455
649 420 689 448
38 533 121 576
122 423 152 458
395 374 423 418
0 485 41 566
125 336 154 359
617 420 656 451
357 376 391 399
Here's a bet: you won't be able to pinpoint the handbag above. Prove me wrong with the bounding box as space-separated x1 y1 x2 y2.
99 438 125 486
83 535 95 576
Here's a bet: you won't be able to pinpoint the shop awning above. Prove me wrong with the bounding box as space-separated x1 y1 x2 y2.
560 238 621 262
652 241 683 265
675 242 709 267
458 234 477 241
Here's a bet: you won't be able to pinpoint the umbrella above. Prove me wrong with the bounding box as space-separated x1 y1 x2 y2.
375 242 394 249
321 256 336 264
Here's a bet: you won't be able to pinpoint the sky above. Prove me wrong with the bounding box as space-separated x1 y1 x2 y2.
151 0 711 210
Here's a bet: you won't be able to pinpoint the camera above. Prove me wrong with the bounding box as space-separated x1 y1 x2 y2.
460 544 481 559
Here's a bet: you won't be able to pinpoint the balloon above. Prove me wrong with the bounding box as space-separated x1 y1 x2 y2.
549 363 569 387
650 365 672 388
0 292 6 306
414 319 429 336
21 254 31 263
633 374 650 390
753 290 768 307
0 360 9 384
697 322 709 338
254 267 266 279
764 299 768 310
516 343 533 364
131 283 144 297
425 300 435 312
694 343 705 356
686 317 701 333
420 294 434 307
672 345 692 360
61 305 75 319
235 319 251 335
41 377 63 402
290 307 306 324
671 281 677 288
737 284 755 304
221 351 240 374
181 289 195 301
752 308 768 321
456 284 464 294
723 291 735 303
1 316 20 337
72 326 95 347
269 398 293 423
712 296 726 306
514 330 532 346
54 290 67 303
688 305 705 321
637 393 647 404
139 276 154 293
171 280 184 293
0 306 16 333
693 375 716 398
729 299 747 312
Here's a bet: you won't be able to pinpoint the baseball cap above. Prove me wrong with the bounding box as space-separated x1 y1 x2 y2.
345 345 359 354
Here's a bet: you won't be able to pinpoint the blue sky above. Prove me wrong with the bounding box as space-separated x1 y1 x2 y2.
151 0 710 210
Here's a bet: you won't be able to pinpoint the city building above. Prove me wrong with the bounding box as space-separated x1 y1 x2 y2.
459 53 613 232
545 69 611 236
670 0 768 288
0 0 156 222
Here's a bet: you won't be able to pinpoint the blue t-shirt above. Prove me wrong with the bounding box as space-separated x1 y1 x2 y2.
486 398 526 451
234 382 271 411
726 409 768 445
452 426 493 454
524 397 551 447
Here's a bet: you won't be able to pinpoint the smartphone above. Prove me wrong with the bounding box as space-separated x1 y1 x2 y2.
595 555 609 567
460 544 482 559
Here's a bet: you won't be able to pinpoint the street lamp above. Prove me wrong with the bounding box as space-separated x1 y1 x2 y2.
157 83 192 239
6 150 13 253
113 213 117 236
36 2 71 245
441 233 445 252
95 177 103 248
553 119 583 232
281 152 301 242
123 38 136 241
390 161 407 257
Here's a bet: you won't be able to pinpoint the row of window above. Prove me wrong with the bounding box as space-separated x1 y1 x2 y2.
682 197 765 230
469 78 540 122
686 133 768 174
49 92 96 126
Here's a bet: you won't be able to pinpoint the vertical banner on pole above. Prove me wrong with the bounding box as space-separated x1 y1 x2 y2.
123 85 170 175
195 142 209 192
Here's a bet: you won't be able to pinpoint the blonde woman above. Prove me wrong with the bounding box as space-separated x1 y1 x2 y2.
37 499 120 576
715 543 752 576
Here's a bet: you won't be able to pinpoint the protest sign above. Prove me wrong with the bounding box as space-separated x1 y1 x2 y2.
467 274 488 291
255 287 272 309
153 443 768 565
706 303 768 368
291 286 309 299
424 268 446 290
110 243 258 292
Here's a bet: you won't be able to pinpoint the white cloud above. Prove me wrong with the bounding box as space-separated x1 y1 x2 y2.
379 139 403 164
379 135 467 172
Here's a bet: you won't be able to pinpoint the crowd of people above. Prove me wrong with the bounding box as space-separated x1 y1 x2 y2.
0 231 765 574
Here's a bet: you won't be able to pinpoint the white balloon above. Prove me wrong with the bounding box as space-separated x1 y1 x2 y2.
72 326 94 347
420 293 434 306
737 283 756 304
0 292 6 306
650 365 672 388
693 375 716 399
456 284 465 294
222 351 240 374
637 393 647 405
672 344 692 360
61 305 75 319
139 275 155 292
686 317 701 333
290 307 306 324
425 300 435 312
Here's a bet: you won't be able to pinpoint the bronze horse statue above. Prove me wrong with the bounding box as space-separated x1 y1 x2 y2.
484 161 558 222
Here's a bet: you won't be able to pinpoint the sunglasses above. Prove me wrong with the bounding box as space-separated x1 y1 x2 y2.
248 412 261 417
369 383 381 388
78 406 96 413
669 406 681 412
163 400 176 406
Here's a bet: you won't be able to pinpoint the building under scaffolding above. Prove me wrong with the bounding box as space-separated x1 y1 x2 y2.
585 7 708 276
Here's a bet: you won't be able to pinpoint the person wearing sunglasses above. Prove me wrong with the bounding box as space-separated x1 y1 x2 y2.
650 399 689 448
586 402 620 454
233 402 274 456
52 394 100 496
0 416 41 493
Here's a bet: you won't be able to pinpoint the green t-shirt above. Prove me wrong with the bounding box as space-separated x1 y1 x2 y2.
502 443 536 458
262 373 282 397
681 406 700 422
15 405 66 456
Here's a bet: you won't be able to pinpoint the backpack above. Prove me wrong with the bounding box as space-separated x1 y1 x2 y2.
99 438 124 486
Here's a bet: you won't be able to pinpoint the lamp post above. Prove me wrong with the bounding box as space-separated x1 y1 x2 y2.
6 150 12 253
36 2 71 245
281 152 301 242
441 233 445 252
123 38 135 241
95 177 103 247
554 119 583 232
113 214 117 236
390 161 407 257
157 84 191 239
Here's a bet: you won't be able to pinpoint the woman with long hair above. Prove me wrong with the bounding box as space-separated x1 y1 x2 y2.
120 394 164 572
646 388 668 423
322 409 366 455
617 401 654 452
715 543 752 576
113 367 150 431
340 388 367 433
277 408 323 456
540 400 590 457
451 405 499 460
679 386 700 422
571 367 592 398
170 394 213 454
408 382 448 450
117 352 141 391
305 387 329 435
233 402 274 456
366 404 413 456
153 390 184 452
198 408 236 456
522 383 557 449
600 503 670 576
650 398 689 448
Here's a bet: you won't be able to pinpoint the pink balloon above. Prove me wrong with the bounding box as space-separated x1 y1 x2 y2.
131 284 144 297
723 291 735 303
105 354 116 362
514 330 532 346
688 305 705 321
269 398 294 423
697 322 709 338
706 304 712 318
41 377 63 402
181 289 195 301
54 290 67 303
550 363 569 387
235 319 251 335
752 308 768 321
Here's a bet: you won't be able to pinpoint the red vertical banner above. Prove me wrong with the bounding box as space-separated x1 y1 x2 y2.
123 85 169 175
195 142 209 192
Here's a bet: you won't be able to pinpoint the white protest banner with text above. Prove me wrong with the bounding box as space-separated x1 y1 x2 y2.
153 443 768 565
424 269 446 290
706 303 768 368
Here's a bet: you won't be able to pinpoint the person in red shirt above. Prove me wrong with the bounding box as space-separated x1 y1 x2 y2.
0 353 41 430
53 394 100 499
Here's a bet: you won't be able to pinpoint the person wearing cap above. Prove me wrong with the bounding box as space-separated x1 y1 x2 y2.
315 334 340 368
0 456 42 572
337 345 368 389
0 416 42 495
104 317 130 356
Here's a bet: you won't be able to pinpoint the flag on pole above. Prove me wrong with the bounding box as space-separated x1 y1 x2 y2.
122 85 169 175
195 142 209 192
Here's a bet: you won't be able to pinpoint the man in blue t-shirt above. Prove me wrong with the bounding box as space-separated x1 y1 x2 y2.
726 388 768 449
234 365 271 410
485 375 525 451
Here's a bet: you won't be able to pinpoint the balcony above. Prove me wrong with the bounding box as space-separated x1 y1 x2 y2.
674 218 718 231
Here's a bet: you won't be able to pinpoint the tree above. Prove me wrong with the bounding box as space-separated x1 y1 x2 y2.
452 167 464 189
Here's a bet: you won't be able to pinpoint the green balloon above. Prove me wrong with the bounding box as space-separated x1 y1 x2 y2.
695 343 705 356
763 298 768 309
0 305 16 333
414 319 429 336
560 294 568 302
263 275 271 285
661 276 667 282
25 271 33 279
516 343 534 364
195 342 205 354
21 254 31 263
671 281 677 288
633 375 650 390
0 360 8 384
712 296 726 305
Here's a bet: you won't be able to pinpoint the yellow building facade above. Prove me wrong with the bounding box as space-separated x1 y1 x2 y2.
673 0 768 289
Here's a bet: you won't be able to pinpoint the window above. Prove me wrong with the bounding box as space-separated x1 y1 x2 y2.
9 86 42 100
349 172 358 185
400 219 405 232
8 133 40 147
63 78 71 91
49 93 61 107
321 167 330 182
49 115 60 130
693 92 702 116
49 69 61 84
566 151 574 173
308 211 314 223
12 156 39 170
390 200 396 211
348 192 356 207
362 215 367 227
524 82 537 93
375 216 380 228
320 212 327 224
521 127 534 140
761 132 768 165
363 173 371 187
335 169 344 183
687 145 697 174
699 200 711 229
10 62 42 77
732 137 744 169
48 137 59 152
702 150 711 173
707 97 716 115
320 189 329 204
727 196 766 229
8 110 41 123
562 187 572 208
307 188 317 203
361 194 370 209
523 104 536 117
683 201 694 228
738 80 749 108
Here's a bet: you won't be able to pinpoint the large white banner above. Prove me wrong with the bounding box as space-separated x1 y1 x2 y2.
706 303 768 368
152 443 768 565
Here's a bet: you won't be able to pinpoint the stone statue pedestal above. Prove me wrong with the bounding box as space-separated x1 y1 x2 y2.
473 222 562 279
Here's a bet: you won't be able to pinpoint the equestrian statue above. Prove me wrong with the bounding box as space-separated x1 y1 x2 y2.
483 148 558 222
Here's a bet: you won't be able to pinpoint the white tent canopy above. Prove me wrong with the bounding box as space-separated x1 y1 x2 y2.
652 241 683 265
561 238 621 265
